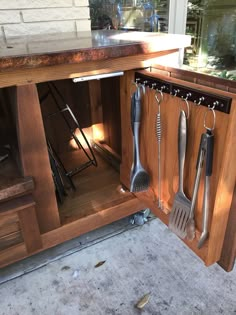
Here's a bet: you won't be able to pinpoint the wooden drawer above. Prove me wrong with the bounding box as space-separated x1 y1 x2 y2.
0 212 23 251
0 195 42 255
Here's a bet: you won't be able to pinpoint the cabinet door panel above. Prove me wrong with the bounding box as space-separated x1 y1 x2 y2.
120 70 236 267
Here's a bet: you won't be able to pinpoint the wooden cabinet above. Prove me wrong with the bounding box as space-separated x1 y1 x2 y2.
0 65 235 271
0 80 146 268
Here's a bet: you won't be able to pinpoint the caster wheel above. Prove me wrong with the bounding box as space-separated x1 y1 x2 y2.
130 208 151 226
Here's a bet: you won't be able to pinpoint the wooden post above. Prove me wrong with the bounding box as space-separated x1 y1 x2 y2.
218 185 236 271
18 205 42 253
16 84 60 233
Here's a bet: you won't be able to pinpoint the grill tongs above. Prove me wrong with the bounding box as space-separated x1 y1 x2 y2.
186 128 214 248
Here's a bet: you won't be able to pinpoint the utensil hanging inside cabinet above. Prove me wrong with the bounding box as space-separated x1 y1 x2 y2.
169 110 191 239
130 86 150 192
135 72 232 114
154 87 164 209
198 107 215 248
186 120 215 246
198 128 214 248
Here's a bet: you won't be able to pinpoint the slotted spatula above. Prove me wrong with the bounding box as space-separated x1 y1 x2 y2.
130 87 150 192
169 110 191 239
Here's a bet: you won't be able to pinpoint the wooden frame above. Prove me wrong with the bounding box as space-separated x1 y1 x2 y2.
0 51 168 268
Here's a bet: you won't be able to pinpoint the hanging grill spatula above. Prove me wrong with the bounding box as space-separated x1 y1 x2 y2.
169 110 191 239
130 87 150 192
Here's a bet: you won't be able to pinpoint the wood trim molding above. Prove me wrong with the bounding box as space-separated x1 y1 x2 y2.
0 50 178 89
0 197 145 268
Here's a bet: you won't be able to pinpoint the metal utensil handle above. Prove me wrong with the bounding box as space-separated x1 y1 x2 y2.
189 148 205 219
131 91 140 166
206 129 214 176
198 131 214 248
131 88 142 131
178 110 187 194
189 133 208 216
133 88 142 166
203 176 210 231
131 92 136 134
156 112 161 142
134 87 142 123
156 111 162 208
198 175 210 248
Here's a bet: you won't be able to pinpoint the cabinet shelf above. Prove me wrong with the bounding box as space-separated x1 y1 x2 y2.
59 150 135 225
0 156 34 203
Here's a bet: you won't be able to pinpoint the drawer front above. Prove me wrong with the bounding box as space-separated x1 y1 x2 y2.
0 213 23 251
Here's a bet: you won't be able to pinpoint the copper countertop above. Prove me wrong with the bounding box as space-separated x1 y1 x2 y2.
0 30 190 71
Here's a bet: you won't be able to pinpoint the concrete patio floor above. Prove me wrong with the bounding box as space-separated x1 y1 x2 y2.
0 218 235 315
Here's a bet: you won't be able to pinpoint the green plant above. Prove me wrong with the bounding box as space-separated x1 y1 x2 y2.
211 70 236 80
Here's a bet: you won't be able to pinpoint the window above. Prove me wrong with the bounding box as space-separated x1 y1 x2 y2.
89 0 169 32
184 0 236 80
89 0 236 80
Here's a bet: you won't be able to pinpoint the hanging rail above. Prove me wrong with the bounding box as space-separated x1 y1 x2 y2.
134 72 232 114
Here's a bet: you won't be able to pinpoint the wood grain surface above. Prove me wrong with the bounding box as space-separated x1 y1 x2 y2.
218 185 236 271
120 70 236 266
0 151 145 268
59 151 135 224
16 84 60 232
101 77 121 156
0 50 177 89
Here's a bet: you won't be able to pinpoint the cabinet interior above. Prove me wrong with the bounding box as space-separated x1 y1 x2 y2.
37 76 132 226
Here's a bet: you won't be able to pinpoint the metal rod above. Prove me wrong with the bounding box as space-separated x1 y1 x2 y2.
73 71 124 83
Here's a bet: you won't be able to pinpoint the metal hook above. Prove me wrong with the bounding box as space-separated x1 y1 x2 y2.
135 83 146 101
208 101 220 110
181 96 190 119
130 79 146 98
140 82 146 95
155 89 163 104
172 89 180 97
195 96 205 106
130 81 138 98
212 101 219 110
136 84 142 100
185 92 192 100
204 106 216 131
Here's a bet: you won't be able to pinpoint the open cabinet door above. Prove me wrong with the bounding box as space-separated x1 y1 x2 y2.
120 70 236 269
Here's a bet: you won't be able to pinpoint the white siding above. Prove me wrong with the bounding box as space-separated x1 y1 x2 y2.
0 0 90 41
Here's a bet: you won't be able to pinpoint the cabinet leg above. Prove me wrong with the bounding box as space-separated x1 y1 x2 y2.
16 84 60 233
18 205 42 253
